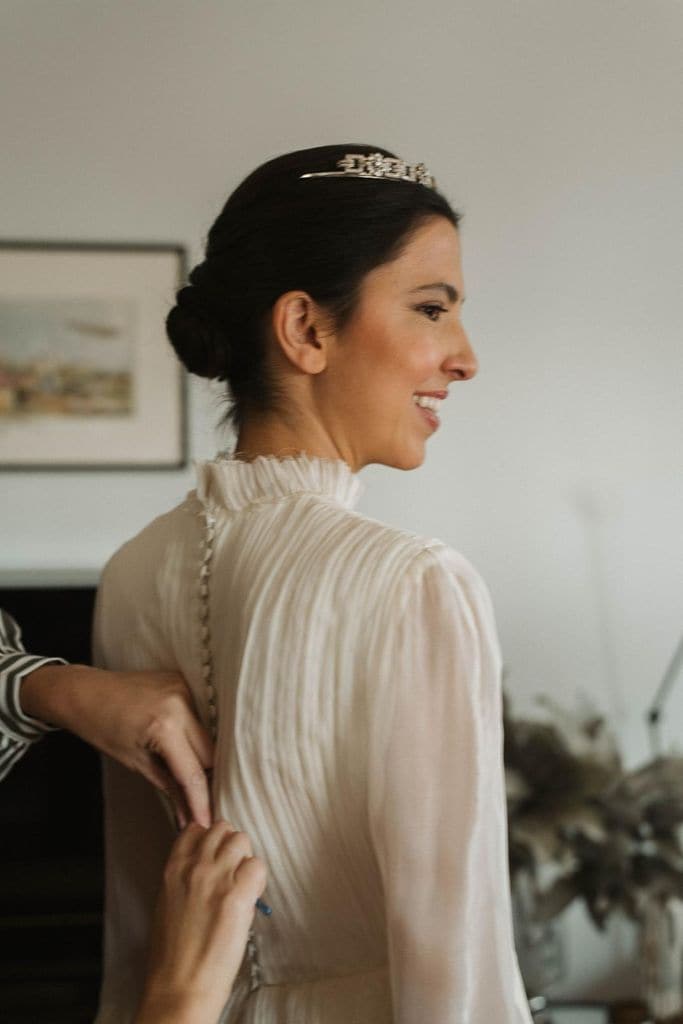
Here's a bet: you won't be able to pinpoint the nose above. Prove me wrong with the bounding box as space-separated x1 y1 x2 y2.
444 323 478 382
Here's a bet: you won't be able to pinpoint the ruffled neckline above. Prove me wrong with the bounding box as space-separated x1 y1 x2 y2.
195 453 362 514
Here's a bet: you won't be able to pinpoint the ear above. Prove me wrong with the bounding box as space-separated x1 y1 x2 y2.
270 291 330 375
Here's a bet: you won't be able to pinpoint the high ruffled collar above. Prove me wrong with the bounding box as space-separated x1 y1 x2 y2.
195 453 362 514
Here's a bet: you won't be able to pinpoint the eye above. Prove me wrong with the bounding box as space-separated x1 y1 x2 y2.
416 303 447 322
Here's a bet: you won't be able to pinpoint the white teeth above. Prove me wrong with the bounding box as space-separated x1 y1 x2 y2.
413 394 442 413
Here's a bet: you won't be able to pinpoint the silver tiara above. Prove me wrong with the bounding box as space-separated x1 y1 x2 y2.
300 152 436 190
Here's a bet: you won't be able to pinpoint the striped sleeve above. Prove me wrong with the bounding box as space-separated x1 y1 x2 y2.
0 608 65 782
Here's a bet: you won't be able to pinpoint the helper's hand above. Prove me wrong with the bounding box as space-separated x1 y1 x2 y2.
135 822 267 1024
20 664 214 827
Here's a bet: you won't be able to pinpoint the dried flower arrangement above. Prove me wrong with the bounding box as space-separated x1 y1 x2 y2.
505 695 683 926
504 695 683 1019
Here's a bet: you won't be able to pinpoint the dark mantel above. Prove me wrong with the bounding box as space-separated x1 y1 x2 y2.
0 581 102 1023
0 568 100 588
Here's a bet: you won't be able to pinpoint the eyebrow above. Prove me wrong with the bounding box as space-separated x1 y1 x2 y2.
409 282 462 303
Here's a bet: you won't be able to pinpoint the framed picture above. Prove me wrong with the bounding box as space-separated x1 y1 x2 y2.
0 241 187 469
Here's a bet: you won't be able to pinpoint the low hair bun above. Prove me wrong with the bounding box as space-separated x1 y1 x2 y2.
166 285 232 381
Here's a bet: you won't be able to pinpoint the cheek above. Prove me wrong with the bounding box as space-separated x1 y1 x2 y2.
339 314 438 395
395 334 442 384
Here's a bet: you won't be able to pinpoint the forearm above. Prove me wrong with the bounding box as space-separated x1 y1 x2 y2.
19 662 105 732
134 988 222 1024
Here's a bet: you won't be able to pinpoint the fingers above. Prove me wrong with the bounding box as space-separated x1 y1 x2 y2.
145 719 214 829
194 822 255 891
182 717 215 827
166 821 206 867
235 855 267 901
188 819 239 860
172 822 264 894
177 755 212 829
214 829 254 889
184 714 214 773
213 829 266 912
138 754 191 831
211 828 266 911
139 822 266 1024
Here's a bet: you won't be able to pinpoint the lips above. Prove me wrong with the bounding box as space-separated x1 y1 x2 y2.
413 392 445 431
413 394 442 414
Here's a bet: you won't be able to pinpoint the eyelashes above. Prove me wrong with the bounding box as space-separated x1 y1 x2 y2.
415 303 448 322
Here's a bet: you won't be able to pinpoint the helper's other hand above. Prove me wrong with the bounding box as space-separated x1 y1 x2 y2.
135 821 267 1024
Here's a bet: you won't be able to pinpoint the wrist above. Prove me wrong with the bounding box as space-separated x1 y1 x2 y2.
19 663 94 731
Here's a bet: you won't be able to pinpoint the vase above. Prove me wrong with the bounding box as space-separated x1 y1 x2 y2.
639 898 683 1022
512 871 564 999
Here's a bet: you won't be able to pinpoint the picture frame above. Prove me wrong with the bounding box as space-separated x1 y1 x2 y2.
0 241 188 470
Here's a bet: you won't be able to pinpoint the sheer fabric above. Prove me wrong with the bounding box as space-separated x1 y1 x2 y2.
93 455 531 1024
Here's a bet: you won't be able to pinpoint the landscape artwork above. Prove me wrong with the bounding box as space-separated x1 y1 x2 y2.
0 298 135 419
0 242 186 469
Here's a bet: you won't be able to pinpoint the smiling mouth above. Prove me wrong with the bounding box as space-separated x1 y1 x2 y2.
413 393 442 430
413 394 442 414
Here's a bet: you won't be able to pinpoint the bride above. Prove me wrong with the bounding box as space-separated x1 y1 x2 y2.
94 144 532 1023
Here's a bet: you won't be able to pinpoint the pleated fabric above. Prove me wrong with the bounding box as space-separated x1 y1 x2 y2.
93 455 531 1024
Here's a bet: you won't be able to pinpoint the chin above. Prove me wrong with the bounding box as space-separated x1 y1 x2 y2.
384 445 426 472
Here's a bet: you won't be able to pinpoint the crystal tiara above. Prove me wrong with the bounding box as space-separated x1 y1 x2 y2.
300 152 436 190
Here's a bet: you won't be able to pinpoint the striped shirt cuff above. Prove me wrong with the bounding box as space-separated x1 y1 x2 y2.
0 733 33 783
0 608 66 742
0 653 66 742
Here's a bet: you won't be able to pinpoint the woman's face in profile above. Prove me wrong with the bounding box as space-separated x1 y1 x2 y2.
323 216 477 471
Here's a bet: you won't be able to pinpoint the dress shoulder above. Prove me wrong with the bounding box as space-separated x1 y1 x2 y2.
322 501 493 619
98 496 199 595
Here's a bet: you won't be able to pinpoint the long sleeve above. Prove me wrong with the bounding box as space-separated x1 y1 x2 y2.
0 608 64 782
367 548 531 1024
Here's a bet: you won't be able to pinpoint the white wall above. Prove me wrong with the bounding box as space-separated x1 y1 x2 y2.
1 0 681 1001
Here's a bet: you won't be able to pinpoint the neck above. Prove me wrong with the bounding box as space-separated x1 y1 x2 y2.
235 411 359 471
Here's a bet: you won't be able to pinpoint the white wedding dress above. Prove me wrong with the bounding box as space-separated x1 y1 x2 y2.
93 455 531 1024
